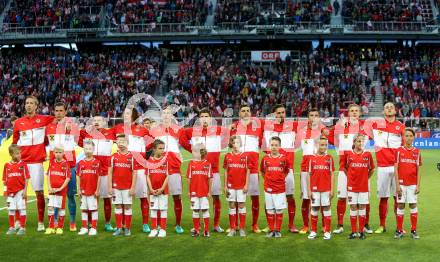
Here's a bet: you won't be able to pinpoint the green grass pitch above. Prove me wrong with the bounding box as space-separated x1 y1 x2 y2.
0 150 439 262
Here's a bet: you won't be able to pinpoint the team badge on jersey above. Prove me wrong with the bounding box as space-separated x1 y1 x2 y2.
36 119 41 123
396 126 400 130
49 135 55 141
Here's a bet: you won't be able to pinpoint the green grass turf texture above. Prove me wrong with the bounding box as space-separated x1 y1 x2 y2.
0 150 439 262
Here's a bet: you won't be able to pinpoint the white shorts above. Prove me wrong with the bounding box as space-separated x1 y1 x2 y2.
134 169 149 198
226 189 247 203
6 190 26 210
337 171 348 198
300 172 309 199
285 171 295 195
48 194 66 209
377 166 396 198
80 195 98 210
99 175 110 198
347 191 369 205
211 173 221 196
397 185 418 204
191 197 210 210
265 192 287 210
168 173 182 196
247 173 260 196
27 163 44 191
311 192 331 207
112 189 132 205
150 194 168 210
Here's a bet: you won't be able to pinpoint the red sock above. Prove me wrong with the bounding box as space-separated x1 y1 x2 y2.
396 214 404 232
140 198 149 225
104 198 112 223
160 217 167 229
311 215 318 232
275 213 283 231
267 212 275 231
48 215 55 229
124 214 132 229
251 196 259 227
229 212 236 230
379 198 388 227
173 197 182 226
36 193 45 223
91 219 97 229
204 217 209 233
81 219 87 228
359 215 366 233
115 211 123 229
321 209 325 231
235 206 239 229
287 198 296 228
8 215 14 228
324 216 332 233
239 210 246 230
15 210 20 222
213 198 221 228
337 199 347 225
151 217 158 229
58 215 65 229
366 204 370 225
193 217 201 232
122 209 126 226
301 199 310 227
350 215 357 233
410 211 418 231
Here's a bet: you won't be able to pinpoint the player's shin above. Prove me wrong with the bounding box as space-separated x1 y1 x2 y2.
323 210 332 233
239 207 246 229
359 208 366 233
275 210 283 232
251 196 260 227
58 209 65 229
302 199 310 227
350 209 358 233
229 207 237 230
287 197 296 228
81 212 88 228
91 211 98 229
203 210 210 233
159 210 167 230
104 198 112 223
151 210 158 229
8 211 15 228
48 208 55 229
192 211 201 232
337 199 347 226
173 196 182 226
396 208 404 232
140 198 149 225
379 198 388 227
213 197 221 228
36 192 45 223
115 208 123 229
124 208 132 229
19 210 26 228
310 209 318 233
410 207 418 231
266 210 275 232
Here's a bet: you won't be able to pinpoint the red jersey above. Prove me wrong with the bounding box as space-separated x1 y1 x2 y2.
146 156 169 194
110 152 134 190
396 146 422 186
77 158 102 196
223 152 249 189
328 120 367 172
308 154 335 192
260 154 289 194
147 124 189 175
187 159 212 197
345 150 375 192
297 122 326 172
113 123 151 170
262 120 298 172
79 128 115 175
47 160 71 195
184 126 227 174
46 119 80 168
13 114 55 163
368 118 405 167
2 161 30 196
230 118 263 174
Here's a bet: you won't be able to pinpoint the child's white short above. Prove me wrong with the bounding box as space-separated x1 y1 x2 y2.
190 197 210 210
311 192 330 207
6 190 26 210
80 195 98 210
226 189 246 203
265 192 287 210
48 194 66 209
397 185 418 204
347 191 369 205
112 189 132 205
150 194 168 210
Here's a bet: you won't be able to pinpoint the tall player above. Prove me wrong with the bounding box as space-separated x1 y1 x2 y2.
183 108 226 232
46 102 80 231
394 128 422 239
13 96 54 231
230 104 263 233
263 104 298 233
147 106 191 234
296 108 326 234
113 108 152 233
328 104 372 234
79 116 116 232
366 102 405 234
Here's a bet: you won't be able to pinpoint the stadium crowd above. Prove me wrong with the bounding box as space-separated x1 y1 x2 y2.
0 47 165 119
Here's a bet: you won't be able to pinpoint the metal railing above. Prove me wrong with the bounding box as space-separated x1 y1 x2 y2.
348 21 432 32
107 23 192 34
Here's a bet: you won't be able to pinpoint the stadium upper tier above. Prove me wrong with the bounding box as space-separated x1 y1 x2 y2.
0 0 438 41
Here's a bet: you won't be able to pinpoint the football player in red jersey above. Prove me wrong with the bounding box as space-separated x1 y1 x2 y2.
108 134 136 236
345 135 375 240
260 136 289 238
45 146 71 235
307 136 335 240
224 136 250 237
394 128 422 239
187 143 213 237
13 96 55 231
77 141 102 236
3 145 29 235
